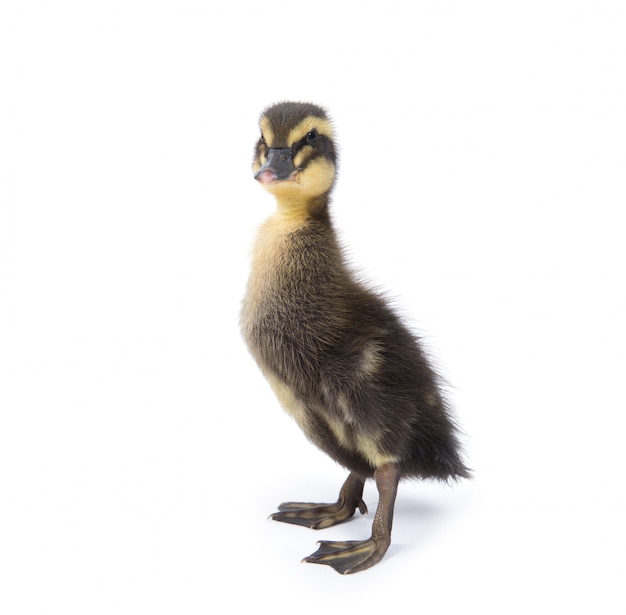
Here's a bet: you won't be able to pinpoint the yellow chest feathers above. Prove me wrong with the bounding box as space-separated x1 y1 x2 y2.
243 214 306 308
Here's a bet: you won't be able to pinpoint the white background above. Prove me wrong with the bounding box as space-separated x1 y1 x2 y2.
1 1 625 613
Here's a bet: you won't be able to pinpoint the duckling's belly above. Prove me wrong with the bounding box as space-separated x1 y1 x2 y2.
243 314 401 472
267 373 399 471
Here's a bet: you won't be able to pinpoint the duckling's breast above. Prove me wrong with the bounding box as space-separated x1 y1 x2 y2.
240 214 342 372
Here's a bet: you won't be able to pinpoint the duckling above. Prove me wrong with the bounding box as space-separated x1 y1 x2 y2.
240 101 470 574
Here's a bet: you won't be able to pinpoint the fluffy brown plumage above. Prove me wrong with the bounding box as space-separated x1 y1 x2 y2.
240 101 469 574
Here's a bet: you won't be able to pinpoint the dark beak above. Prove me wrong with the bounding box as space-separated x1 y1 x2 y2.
254 148 296 184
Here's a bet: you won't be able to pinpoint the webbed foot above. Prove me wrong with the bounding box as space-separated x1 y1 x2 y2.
270 473 367 529
303 536 390 574
271 498 367 529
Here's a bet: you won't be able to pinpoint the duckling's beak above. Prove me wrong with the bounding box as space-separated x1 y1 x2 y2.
255 148 297 184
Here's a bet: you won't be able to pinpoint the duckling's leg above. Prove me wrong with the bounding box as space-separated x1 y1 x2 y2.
303 462 401 574
270 472 367 530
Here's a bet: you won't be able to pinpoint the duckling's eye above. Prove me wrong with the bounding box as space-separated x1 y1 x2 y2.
306 130 318 145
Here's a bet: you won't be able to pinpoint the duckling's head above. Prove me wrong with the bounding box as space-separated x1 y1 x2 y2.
253 102 337 211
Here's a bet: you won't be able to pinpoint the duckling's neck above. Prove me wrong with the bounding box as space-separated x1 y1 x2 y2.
274 193 330 224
